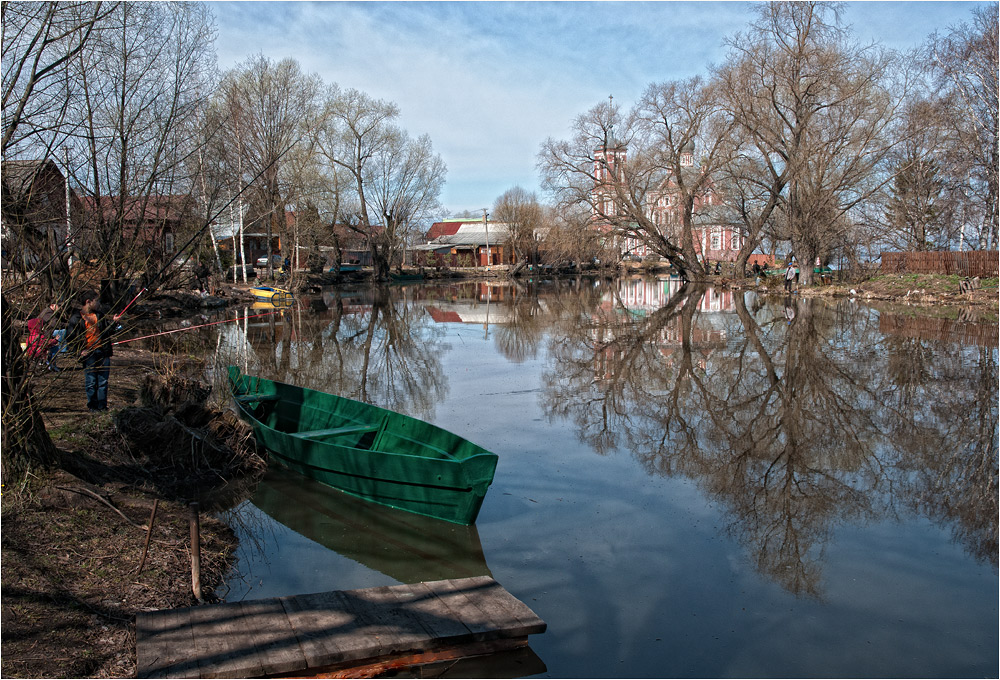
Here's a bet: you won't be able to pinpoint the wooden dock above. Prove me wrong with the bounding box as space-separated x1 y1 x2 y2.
136 576 546 678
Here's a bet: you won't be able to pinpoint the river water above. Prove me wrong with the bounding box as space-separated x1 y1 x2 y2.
203 277 996 678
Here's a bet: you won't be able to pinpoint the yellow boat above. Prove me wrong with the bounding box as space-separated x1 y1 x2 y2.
249 286 292 304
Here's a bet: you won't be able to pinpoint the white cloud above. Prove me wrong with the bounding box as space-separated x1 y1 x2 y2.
209 0 988 213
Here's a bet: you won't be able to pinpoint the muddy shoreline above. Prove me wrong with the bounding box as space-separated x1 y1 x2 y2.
2 273 996 678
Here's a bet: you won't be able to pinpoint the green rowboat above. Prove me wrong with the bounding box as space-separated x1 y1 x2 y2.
228 366 498 525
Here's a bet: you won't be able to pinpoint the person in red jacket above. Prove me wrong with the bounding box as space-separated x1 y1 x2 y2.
25 302 61 371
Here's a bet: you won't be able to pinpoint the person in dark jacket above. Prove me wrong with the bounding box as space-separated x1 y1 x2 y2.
65 291 120 411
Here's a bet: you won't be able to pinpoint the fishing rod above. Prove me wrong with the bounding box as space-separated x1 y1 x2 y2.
119 287 147 315
112 309 284 346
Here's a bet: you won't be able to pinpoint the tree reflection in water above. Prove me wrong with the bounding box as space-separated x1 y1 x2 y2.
219 280 997 597
540 281 997 596
223 285 448 423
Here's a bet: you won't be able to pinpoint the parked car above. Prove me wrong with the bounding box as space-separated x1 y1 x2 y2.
226 263 256 279
256 254 283 268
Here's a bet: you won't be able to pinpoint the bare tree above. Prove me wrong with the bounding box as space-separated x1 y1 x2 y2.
213 54 321 279
538 204 608 266
317 86 398 279
0 1 214 488
927 6 998 250
539 81 732 279
2 1 117 294
873 97 957 251
633 77 736 275
317 86 444 279
2 1 114 154
365 130 446 271
72 2 216 296
492 185 543 265
718 1 904 283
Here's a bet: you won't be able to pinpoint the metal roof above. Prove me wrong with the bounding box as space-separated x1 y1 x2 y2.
425 222 512 247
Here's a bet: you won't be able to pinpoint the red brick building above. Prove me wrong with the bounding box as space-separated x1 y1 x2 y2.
592 137 767 266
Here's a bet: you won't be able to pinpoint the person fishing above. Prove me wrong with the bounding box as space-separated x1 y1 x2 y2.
65 291 121 412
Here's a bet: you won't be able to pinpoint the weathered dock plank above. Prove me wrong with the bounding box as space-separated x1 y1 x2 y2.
135 606 200 679
136 577 545 679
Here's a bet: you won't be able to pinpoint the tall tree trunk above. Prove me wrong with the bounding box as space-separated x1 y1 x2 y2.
1 295 60 489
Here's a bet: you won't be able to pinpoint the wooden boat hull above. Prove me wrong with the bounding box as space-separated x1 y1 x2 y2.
228 367 498 525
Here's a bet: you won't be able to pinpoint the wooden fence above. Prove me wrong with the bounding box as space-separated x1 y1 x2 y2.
880 312 999 348
880 251 999 278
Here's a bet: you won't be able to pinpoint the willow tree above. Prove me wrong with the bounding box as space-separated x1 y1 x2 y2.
317 86 445 280
213 54 321 278
718 1 905 283
538 80 731 280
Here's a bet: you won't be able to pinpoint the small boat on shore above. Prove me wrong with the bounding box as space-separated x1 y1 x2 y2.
390 271 425 283
250 286 292 304
228 366 499 525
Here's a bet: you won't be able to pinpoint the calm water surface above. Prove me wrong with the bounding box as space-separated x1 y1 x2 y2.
203 278 997 678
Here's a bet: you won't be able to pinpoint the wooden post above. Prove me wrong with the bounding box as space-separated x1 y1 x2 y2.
135 499 159 576
189 502 202 601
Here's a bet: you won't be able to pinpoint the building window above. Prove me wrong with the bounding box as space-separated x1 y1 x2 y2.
730 233 740 250
710 232 721 250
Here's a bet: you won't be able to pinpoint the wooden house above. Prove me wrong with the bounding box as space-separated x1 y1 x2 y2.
1 159 82 270
411 218 515 267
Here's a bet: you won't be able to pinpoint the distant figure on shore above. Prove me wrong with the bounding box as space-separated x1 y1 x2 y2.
784 262 796 292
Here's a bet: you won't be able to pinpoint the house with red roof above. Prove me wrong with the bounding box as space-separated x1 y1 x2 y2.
410 218 515 267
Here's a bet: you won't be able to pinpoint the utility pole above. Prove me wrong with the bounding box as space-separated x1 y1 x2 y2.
482 209 490 267
63 146 74 267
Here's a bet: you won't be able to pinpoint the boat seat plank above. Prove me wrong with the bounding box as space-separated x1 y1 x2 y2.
384 434 458 461
293 424 381 439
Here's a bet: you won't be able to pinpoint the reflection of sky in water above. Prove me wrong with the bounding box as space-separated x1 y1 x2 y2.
221 282 998 678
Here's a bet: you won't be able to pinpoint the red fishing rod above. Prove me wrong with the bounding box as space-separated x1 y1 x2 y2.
113 309 284 346
119 287 147 315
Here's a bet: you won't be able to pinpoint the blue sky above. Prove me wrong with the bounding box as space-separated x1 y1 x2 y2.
210 1 989 215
